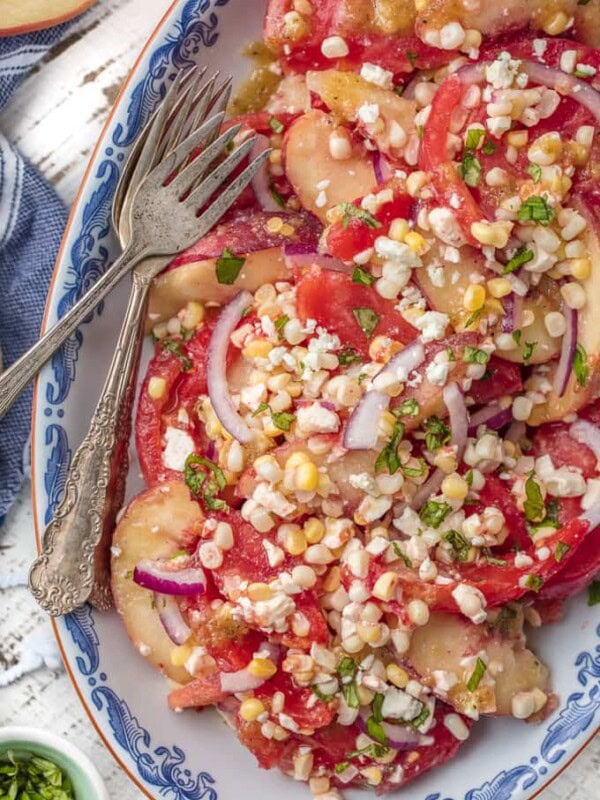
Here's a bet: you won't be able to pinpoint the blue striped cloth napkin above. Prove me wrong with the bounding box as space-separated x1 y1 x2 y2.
0 25 72 526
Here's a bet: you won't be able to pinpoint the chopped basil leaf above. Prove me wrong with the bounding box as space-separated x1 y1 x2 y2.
465 128 485 150
527 163 542 183
523 475 545 523
272 411 296 432
366 716 388 745
0 751 76 800
269 178 286 208
335 761 350 774
185 454 229 512
517 194 554 225
443 529 471 561
401 458 428 478
337 657 359 709
406 51 418 66
216 248 246 285
312 685 336 702
352 266 375 286
503 244 534 274
417 124 425 139
482 138 498 156
252 402 270 417
338 347 364 367
338 656 356 680
523 341 537 363
493 605 517 632
420 500 452 529
512 329 522 345
588 580 600 606
466 657 487 692
465 469 474 486
375 421 405 475
464 346 490 365
573 343 589 387
343 681 360 709
162 339 192 371
524 574 544 593
554 541 570 563
393 542 413 568
372 693 385 723
411 706 430 729
485 552 508 566
459 151 481 187
338 202 382 230
423 416 451 451
269 116 284 134
394 398 420 417
353 307 380 338
345 743 390 761
275 314 289 334
464 307 484 328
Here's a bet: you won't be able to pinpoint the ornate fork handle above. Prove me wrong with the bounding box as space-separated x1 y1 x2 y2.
0 239 149 420
29 266 164 616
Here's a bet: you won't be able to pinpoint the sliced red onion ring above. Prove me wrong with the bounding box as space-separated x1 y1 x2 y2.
569 419 600 461
134 560 206 596
501 293 523 333
283 243 350 273
250 134 281 212
411 467 445 510
372 151 393 185
468 403 513 435
443 382 468 459
207 290 254 443
344 340 426 451
505 421 526 444
521 62 600 125
552 306 577 398
155 593 192 644
220 669 267 694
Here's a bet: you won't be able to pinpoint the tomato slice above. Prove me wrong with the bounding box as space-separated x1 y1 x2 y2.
326 192 415 262
168 672 224 710
277 593 329 650
256 671 335 730
471 473 531 553
296 265 417 357
469 357 523 406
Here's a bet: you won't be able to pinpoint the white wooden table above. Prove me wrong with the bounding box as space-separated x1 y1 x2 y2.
0 1 597 797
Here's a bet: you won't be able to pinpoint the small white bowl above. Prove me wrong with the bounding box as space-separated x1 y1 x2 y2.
0 727 109 800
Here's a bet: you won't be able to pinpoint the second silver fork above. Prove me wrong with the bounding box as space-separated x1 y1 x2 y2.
29 69 268 616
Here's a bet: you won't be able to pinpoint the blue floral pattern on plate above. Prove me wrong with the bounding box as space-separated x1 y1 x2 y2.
35 0 599 797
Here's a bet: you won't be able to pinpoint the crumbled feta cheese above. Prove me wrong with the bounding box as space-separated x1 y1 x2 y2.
413 311 450 342
427 263 446 287
296 402 340 434
253 483 297 518
428 207 466 247
263 539 285 567
360 62 394 89
162 427 194 471
485 52 522 89
426 361 450 386
357 102 380 125
375 236 422 267
451 583 487 624
381 687 423 721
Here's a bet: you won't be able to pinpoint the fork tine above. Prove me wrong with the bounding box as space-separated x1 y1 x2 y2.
180 76 232 146
158 68 214 160
151 112 229 190
191 149 272 234
167 123 242 198
185 133 256 204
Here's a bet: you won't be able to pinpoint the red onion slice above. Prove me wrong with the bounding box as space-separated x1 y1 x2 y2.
134 560 207 596
521 62 600 124
569 419 600 461
220 669 267 694
443 382 468 458
552 306 577 398
283 244 350 273
372 151 393 185
468 404 513 435
344 339 426 451
207 290 255 443
155 594 192 645
411 467 445 510
250 134 281 212
501 293 523 333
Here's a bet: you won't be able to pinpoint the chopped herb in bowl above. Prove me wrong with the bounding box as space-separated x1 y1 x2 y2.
0 749 75 800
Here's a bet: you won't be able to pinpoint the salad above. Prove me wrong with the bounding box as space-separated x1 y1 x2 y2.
111 1 600 797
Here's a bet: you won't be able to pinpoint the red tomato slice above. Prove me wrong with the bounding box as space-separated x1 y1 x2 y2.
277 593 329 650
256 671 335 730
469 357 523 406
471 472 531 553
326 192 415 262
168 673 224 710
296 265 417 357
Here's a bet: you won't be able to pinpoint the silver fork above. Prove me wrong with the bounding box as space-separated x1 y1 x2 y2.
28 73 269 617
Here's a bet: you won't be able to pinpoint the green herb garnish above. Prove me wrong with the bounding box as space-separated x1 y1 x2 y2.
523 475 544 523
275 314 289 334
465 128 485 150
588 580 600 606
269 116 284 134
352 307 380 338
554 541 571 562
269 178 286 208
464 346 490 365
375 421 404 475
393 542 413 569
420 500 452 529
523 341 537 364
312 685 336 702
527 163 542 183
394 398 420 418
352 266 375 286
573 343 589 387
366 716 388 745
184 454 228 512
0 751 76 800
443 529 471 561
216 248 245 285
482 138 498 156
338 347 364 367
272 411 296 432
466 657 488 692
423 416 451 451
524 574 544 593
503 244 534 274
517 194 554 225
406 51 418 67
411 706 430 730
459 151 482 187
338 202 382 230
162 339 192 371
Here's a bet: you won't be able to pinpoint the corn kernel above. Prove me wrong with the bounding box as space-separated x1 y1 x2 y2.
284 528 307 556
369 335 403 363
543 11 570 36
362 766 383 786
441 473 469 500
433 449 458 474
386 663 409 688
248 658 278 679
507 130 528 148
242 339 273 360
569 257 591 281
285 451 310 470
357 685 375 706
463 283 487 312
180 301 205 331
323 565 341 592
380 410 397 438
357 622 382 643
487 277 512 299
404 231 428 255
309 777 330 795
372 571 399 601
170 644 193 666
147 376 167 400
295 461 320 491
247 582 272 601
240 697 266 722
388 218 410 242
470 220 512 248
304 517 325 544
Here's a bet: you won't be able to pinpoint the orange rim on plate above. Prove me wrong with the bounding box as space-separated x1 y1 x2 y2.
29 2 600 798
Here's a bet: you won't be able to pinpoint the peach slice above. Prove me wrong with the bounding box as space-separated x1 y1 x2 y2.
0 0 97 35
111 481 203 684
